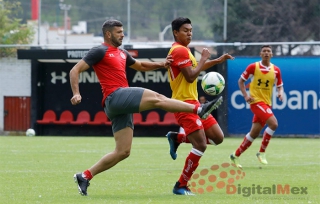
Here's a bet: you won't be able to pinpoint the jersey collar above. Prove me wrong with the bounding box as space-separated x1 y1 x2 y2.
259 61 272 70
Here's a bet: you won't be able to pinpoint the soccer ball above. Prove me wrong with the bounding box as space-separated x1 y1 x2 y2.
26 128 36 136
201 72 225 96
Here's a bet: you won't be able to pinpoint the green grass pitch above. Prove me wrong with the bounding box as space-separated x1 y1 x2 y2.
0 136 319 204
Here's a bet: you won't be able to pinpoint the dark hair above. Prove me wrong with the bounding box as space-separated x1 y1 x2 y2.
171 17 192 33
102 20 123 35
261 45 272 50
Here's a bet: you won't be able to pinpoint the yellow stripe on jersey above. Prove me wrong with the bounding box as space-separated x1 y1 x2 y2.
249 62 275 106
168 45 198 101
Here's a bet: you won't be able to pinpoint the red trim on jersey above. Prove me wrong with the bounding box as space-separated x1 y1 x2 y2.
170 42 193 78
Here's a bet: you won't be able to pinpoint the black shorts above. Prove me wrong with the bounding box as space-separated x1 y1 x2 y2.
104 87 144 133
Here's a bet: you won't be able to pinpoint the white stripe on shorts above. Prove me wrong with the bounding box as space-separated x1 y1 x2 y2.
256 104 266 113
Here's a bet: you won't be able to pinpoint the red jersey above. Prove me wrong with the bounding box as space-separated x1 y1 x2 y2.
83 43 136 106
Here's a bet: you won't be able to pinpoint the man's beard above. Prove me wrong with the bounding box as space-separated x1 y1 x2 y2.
111 36 122 47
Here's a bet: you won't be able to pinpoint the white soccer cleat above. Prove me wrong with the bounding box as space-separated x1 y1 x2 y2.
229 153 242 169
256 152 268 165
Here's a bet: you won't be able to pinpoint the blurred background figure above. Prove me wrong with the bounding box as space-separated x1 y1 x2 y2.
199 96 207 104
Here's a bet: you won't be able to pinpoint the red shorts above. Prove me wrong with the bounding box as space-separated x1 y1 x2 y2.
174 100 218 135
250 102 274 127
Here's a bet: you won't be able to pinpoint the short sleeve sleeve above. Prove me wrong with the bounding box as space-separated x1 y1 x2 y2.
83 46 106 66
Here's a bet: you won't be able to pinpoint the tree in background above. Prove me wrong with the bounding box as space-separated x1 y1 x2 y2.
36 0 212 41
204 0 320 55
8 0 319 55
0 0 34 57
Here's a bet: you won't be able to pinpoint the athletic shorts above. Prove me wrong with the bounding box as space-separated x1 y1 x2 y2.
174 100 218 136
104 87 144 133
250 101 274 127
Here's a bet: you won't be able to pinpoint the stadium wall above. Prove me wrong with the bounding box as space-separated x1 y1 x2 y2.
1 49 318 137
0 58 31 133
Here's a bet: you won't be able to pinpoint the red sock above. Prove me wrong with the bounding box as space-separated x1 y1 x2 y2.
177 134 212 144
178 148 203 186
177 133 188 143
193 104 200 114
235 134 253 157
82 169 93 180
259 128 274 152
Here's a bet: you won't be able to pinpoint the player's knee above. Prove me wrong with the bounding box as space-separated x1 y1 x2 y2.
269 122 278 130
118 150 131 160
209 135 224 145
194 143 207 152
156 93 167 101
154 93 167 107
214 136 224 145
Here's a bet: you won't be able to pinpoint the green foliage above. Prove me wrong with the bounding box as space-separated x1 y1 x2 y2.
203 0 320 55
2 0 318 56
0 0 34 57
0 136 319 204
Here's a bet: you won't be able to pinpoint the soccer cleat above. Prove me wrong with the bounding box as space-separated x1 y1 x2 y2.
166 131 180 160
74 173 90 196
256 152 268 165
198 96 223 119
172 182 195 195
229 153 243 169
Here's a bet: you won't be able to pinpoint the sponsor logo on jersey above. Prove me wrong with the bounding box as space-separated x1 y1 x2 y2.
196 119 202 126
120 52 126 59
178 59 191 66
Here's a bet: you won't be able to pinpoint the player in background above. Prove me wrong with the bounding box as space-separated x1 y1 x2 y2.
230 45 284 169
198 95 207 104
70 19 223 196
165 17 234 195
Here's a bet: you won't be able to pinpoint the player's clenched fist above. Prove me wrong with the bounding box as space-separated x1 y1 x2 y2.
71 94 82 105
201 48 211 60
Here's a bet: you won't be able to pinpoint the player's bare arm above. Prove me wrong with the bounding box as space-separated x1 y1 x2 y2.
130 60 164 71
238 77 254 103
130 55 173 71
181 48 211 83
202 53 234 70
69 60 90 105
277 86 284 101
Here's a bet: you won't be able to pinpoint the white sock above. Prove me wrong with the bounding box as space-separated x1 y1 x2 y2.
245 133 254 142
265 127 275 136
191 148 204 156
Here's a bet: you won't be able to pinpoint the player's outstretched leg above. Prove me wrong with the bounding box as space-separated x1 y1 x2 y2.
198 96 223 119
229 153 243 169
74 173 90 196
166 131 180 160
256 152 268 165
